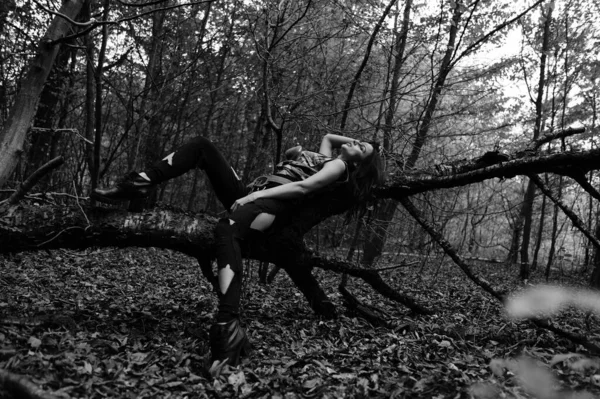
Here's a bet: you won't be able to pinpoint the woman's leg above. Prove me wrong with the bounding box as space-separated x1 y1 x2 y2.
210 198 290 366
213 201 280 320
93 136 247 210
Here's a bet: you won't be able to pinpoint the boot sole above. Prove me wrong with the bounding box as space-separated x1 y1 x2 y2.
91 189 154 205
211 336 252 367
228 337 253 366
90 192 132 204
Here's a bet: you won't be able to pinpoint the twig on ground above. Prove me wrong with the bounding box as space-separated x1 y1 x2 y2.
339 284 392 328
372 261 419 272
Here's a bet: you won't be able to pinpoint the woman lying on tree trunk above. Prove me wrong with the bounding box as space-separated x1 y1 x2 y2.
92 134 384 367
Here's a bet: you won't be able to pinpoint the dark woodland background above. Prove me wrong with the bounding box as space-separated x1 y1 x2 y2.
2 0 600 397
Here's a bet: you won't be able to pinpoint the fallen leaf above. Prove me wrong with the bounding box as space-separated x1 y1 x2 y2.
303 378 320 389
489 358 505 377
28 336 41 349
550 353 579 366
228 371 246 391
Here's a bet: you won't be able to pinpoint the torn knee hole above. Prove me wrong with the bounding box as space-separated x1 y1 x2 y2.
250 213 276 231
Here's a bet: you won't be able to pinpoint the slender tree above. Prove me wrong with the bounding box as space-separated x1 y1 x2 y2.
0 0 85 187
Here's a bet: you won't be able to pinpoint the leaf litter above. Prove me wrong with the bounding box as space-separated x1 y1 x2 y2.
1 248 600 398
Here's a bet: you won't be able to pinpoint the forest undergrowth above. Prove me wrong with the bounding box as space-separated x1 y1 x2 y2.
1 247 600 398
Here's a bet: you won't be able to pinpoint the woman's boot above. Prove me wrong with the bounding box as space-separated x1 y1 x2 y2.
209 319 252 366
92 172 155 204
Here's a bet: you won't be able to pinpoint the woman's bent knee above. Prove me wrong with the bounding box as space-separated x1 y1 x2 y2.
250 213 275 231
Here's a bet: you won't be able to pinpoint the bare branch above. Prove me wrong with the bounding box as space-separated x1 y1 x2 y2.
310 255 433 314
115 0 173 7
450 0 545 69
528 127 586 150
529 174 600 251
568 173 600 202
47 0 217 45
33 0 96 27
534 318 600 353
339 0 399 130
4 157 64 206
399 196 505 301
31 127 93 145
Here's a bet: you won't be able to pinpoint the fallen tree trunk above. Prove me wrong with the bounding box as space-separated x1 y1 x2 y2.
2 142 599 340
0 200 432 317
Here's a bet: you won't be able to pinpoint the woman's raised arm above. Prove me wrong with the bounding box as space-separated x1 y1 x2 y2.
319 134 356 157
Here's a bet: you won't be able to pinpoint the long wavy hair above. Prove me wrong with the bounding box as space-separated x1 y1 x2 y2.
346 141 385 220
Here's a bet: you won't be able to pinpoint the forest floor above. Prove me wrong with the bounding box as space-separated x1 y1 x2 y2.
1 247 600 399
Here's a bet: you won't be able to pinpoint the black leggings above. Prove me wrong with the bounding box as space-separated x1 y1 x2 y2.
145 136 248 210
145 137 293 321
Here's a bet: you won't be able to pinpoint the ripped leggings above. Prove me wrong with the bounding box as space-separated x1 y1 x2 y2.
144 136 293 322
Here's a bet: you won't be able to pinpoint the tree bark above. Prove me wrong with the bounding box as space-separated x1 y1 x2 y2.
25 42 76 181
0 0 85 188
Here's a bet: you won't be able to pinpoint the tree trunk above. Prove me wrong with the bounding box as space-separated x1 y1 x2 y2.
363 1 462 265
545 176 562 280
513 1 553 276
360 0 412 265
0 0 85 188
531 181 547 270
519 180 537 279
25 42 76 180
91 0 111 193
507 211 522 264
361 201 397 265
0 195 431 317
339 0 400 130
2 139 599 316
584 171 594 267
83 1 95 192
591 224 600 289
141 7 167 208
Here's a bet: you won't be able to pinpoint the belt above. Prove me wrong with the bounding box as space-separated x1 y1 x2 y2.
248 175 293 191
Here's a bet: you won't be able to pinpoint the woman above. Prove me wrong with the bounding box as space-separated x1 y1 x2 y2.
92 133 384 367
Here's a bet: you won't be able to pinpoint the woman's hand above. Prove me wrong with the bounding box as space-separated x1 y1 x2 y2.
230 191 260 212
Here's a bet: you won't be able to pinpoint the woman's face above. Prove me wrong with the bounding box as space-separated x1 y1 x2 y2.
341 140 374 162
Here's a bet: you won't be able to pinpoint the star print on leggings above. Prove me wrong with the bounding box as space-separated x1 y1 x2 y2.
163 153 175 165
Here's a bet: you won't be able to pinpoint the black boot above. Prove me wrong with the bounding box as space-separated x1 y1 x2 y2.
91 172 156 204
209 319 252 366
